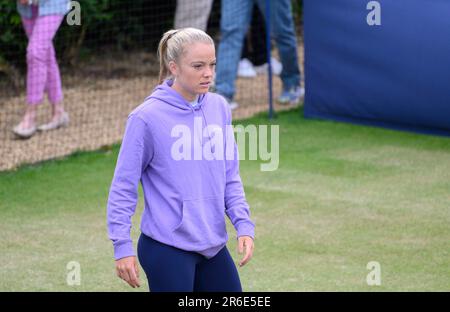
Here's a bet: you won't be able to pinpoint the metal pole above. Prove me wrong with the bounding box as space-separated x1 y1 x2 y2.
265 0 274 119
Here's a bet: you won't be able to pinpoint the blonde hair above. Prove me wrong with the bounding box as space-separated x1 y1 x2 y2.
157 28 215 84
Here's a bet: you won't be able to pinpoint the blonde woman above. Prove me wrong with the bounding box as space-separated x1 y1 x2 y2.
107 28 255 292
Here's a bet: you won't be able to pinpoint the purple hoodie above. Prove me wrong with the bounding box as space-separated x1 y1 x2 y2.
107 79 255 260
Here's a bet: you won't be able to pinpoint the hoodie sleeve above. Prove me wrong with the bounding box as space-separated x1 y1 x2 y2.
223 101 255 240
107 114 154 260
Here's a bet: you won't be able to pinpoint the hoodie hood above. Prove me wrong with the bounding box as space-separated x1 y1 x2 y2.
146 79 213 147
145 79 208 111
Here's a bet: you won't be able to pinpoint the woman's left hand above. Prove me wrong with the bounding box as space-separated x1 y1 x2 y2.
237 236 254 267
19 0 29 5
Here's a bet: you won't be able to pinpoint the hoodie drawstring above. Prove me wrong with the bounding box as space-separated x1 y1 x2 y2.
200 106 214 154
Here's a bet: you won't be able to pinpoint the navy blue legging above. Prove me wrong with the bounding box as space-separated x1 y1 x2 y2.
137 233 242 292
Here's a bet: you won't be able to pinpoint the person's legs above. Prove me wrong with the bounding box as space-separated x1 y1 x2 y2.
248 5 267 67
30 14 67 132
238 36 257 78
137 233 200 292
15 11 37 132
237 4 268 79
174 0 214 31
193 246 242 292
256 0 301 90
38 40 69 130
14 9 65 137
45 42 64 110
241 32 251 61
215 0 254 100
26 14 64 106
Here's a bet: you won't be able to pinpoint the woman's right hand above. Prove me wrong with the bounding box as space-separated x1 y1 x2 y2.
19 0 29 5
115 256 141 288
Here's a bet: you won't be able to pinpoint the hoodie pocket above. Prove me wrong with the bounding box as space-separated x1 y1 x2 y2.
172 197 227 247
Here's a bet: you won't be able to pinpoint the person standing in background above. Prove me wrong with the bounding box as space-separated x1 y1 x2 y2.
13 0 70 139
174 0 214 31
238 3 283 78
215 0 304 109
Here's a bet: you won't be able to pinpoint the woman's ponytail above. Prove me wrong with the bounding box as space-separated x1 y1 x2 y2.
157 30 178 84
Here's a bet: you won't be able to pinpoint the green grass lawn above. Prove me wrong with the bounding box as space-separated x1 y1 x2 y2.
1 107 449 291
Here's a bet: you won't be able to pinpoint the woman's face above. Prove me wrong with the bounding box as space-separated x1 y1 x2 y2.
169 42 216 101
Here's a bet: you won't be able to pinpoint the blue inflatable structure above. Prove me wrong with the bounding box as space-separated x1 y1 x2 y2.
303 0 450 136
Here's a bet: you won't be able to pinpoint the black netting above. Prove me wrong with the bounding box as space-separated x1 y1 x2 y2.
0 0 304 171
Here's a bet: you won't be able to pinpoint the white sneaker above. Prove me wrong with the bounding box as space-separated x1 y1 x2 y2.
12 122 37 139
254 57 283 76
237 58 256 78
228 101 239 110
270 57 283 76
38 111 70 131
277 86 305 105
